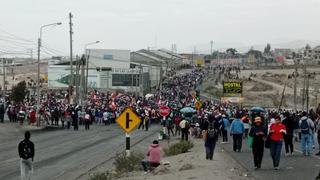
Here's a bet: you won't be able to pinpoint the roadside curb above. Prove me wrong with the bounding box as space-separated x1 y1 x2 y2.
220 146 255 179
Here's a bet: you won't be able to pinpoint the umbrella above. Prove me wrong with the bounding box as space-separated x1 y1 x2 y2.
251 106 265 113
145 93 154 99
180 107 197 113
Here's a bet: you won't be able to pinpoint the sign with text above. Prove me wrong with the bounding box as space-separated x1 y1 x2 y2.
116 108 141 133
223 81 243 96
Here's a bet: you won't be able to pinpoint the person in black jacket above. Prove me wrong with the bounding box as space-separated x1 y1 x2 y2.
282 112 295 155
203 114 220 160
18 131 35 180
0 103 5 123
71 107 78 130
249 117 267 169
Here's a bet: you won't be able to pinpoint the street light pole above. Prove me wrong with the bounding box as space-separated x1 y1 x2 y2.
84 41 100 95
36 22 61 126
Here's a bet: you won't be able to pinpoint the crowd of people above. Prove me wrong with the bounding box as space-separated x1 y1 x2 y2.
2 66 320 174
197 105 320 170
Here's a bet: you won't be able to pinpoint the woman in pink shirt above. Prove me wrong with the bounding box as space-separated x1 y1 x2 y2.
141 140 161 173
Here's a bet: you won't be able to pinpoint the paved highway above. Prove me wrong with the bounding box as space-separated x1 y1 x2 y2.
0 124 160 180
220 136 320 180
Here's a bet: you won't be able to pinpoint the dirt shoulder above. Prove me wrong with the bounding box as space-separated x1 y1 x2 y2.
119 137 253 180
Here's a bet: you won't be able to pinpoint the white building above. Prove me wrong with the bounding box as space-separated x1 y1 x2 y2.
48 49 150 94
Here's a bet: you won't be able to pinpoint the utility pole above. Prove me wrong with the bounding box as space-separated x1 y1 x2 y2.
75 55 79 104
306 74 310 113
139 64 143 96
278 77 288 111
69 12 74 102
28 49 33 64
136 64 140 97
293 67 298 111
79 55 85 105
2 58 5 96
171 44 174 74
85 50 90 94
302 59 307 111
192 46 196 67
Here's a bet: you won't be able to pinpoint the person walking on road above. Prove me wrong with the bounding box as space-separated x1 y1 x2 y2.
166 118 174 136
249 117 267 169
230 113 245 152
144 114 150 131
299 112 315 156
84 112 91 130
269 115 286 170
222 114 230 143
282 112 295 155
242 114 250 139
180 118 190 141
0 103 5 123
141 140 161 174
203 118 218 160
18 131 35 180
174 115 181 136
71 107 78 130
316 118 320 155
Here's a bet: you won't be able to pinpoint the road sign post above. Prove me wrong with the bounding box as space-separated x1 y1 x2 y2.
126 133 130 156
116 107 141 156
159 106 170 139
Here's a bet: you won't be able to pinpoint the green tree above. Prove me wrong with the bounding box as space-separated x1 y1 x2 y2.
226 48 237 56
11 81 27 103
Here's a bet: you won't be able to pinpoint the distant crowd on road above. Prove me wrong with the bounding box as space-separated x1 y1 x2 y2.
2 65 320 175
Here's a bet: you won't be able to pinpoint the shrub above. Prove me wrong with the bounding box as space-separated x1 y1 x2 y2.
113 152 144 176
88 171 112 180
164 141 194 156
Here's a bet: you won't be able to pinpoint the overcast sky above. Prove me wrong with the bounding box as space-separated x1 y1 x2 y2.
0 0 320 56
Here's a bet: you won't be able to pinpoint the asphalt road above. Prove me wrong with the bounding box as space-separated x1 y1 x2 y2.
219 135 320 180
0 123 160 180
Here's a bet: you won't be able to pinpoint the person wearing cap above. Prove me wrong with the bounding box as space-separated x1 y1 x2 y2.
249 117 267 169
269 115 286 170
141 140 162 174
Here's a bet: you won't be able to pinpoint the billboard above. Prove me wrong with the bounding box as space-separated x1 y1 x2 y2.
221 97 244 104
48 65 99 88
223 81 242 96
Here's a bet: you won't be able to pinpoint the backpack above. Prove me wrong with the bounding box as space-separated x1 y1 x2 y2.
300 119 310 134
207 123 217 139
185 121 190 129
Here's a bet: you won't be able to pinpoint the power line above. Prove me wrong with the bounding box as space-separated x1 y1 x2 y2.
0 28 34 42
41 43 66 55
